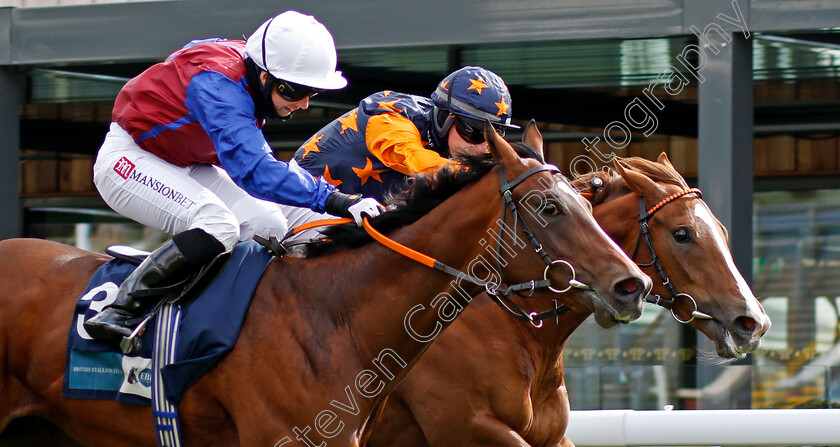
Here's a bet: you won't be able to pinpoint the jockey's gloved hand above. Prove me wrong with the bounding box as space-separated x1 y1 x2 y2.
325 191 385 226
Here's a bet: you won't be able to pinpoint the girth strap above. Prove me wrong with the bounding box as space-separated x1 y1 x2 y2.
152 303 184 447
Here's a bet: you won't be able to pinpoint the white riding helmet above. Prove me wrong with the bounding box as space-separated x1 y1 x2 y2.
245 11 347 90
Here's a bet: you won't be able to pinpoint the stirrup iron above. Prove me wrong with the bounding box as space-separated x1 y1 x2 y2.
119 311 154 355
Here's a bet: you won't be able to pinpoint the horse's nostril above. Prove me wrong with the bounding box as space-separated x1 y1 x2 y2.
614 278 641 297
736 316 757 333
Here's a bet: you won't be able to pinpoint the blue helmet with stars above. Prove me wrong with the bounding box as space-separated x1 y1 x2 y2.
431 66 518 141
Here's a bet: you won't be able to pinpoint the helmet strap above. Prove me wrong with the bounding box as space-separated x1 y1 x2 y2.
245 58 294 121
430 106 453 156
259 75 287 121
245 58 276 120
430 70 464 155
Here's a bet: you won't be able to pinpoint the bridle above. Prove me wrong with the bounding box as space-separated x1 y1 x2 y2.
631 187 713 324
485 164 591 327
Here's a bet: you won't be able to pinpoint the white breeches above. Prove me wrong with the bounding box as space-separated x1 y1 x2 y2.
93 123 330 251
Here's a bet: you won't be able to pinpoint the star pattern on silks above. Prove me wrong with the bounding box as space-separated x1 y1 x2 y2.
468 76 489 94
352 157 385 185
338 109 359 134
439 80 450 91
378 98 403 114
322 165 343 187
301 134 324 159
495 96 510 116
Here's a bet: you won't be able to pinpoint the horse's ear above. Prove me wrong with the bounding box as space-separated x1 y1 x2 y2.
522 119 544 160
657 152 675 170
486 119 519 167
657 151 690 186
613 157 662 197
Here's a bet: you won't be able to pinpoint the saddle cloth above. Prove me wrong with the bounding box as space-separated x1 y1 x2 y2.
62 241 273 405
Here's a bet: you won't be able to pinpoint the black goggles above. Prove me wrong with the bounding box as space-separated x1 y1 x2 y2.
275 79 323 102
453 115 505 144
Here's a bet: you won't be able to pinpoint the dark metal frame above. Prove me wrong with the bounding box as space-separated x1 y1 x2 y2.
0 67 23 240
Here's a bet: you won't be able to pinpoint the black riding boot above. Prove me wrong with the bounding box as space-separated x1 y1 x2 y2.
83 228 225 351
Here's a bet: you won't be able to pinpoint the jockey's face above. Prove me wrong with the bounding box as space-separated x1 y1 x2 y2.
259 72 311 118
447 125 489 158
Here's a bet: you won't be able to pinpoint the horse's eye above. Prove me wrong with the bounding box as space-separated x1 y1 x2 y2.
673 228 691 243
543 201 563 216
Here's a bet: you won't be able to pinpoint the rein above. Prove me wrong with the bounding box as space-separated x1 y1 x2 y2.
631 187 713 323
291 164 588 328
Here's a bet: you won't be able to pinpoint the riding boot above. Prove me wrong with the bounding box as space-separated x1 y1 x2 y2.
84 228 226 350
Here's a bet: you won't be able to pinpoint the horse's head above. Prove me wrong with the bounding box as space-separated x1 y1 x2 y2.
594 153 771 358
484 121 651 328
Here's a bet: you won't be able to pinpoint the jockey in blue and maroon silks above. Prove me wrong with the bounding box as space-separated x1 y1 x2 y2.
85 11 383 352
293 66 519 201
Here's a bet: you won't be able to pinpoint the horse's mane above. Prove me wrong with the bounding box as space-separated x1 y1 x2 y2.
571 155 688 207
305 153 497 257
305 141 545 258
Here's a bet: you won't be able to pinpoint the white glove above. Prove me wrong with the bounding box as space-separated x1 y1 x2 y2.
347 198 384 226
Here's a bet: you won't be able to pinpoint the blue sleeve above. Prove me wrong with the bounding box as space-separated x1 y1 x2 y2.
184 70 334 211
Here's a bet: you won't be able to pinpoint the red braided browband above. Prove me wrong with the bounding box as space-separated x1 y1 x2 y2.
646 188 702 216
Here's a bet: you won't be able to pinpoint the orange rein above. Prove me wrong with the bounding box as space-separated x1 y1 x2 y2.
289 217 436 268
290 217 354 234
361 219 437 269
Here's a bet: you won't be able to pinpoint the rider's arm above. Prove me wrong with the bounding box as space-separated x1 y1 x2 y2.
185 70 334 211
365 113 449 175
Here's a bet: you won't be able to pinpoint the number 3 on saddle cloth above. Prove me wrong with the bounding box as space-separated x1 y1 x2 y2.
62 241 273 406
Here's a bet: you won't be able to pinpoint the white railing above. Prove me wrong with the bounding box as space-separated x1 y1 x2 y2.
566 409 840 446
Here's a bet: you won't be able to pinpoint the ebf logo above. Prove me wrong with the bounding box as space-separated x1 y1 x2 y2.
137 369 152 388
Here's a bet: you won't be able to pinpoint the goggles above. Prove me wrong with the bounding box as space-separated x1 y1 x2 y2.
453 115 505 145
276 79 323 102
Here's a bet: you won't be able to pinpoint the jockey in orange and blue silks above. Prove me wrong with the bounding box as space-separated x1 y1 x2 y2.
84 11 383 353
293 66 520 201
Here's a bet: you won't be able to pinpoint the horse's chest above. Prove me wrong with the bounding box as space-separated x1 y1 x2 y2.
524 386 570 446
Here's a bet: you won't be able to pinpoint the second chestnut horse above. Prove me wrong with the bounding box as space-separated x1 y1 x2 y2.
368 123 771 447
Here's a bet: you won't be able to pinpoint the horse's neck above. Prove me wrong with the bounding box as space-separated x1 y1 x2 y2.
520 309 590 390
285 175 501 386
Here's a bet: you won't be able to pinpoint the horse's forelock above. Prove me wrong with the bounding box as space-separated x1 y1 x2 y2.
571 170 627 206
615 156 689 189
509 141 545 164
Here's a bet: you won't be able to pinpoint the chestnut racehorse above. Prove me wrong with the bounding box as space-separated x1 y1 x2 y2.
368 123 771 447
0 126 650 446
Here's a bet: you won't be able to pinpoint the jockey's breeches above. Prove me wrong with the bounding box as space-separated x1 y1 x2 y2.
93 123 329 250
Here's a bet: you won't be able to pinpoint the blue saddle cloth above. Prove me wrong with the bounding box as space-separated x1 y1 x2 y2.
62 241 273 405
